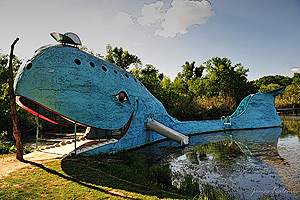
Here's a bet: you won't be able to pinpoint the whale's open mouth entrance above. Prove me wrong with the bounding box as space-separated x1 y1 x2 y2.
16 96 133 140
84 114 133 140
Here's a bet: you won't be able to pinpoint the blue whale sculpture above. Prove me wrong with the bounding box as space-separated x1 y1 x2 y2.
14 44 285 154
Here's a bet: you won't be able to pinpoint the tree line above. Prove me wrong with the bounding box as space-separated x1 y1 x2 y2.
0 45 299 139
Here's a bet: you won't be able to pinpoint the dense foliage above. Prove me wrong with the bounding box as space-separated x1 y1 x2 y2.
131 57 257 120
130 57 299 120
252 74 300 108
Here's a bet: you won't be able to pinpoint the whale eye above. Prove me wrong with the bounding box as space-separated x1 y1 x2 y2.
115 91 129 103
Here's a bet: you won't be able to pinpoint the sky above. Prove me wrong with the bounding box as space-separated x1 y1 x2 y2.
0 0 299 81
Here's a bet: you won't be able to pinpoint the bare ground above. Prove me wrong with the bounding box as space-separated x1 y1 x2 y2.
0 131 85 179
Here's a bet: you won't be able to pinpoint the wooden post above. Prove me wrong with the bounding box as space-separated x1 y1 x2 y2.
8 37 23 161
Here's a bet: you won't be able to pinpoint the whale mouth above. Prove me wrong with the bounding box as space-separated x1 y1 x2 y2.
16 96 133 140
84 114 133 140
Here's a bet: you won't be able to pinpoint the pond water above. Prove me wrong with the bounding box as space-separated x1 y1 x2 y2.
138 116 300 199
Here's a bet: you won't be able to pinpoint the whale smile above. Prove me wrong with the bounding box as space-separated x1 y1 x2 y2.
16 96 134 140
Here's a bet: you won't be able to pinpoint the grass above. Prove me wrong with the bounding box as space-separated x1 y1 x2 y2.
0 151 240 200
92 151 173 189
0 151 281 200
64 152 186 199
0 159 170 200
0 151 191 200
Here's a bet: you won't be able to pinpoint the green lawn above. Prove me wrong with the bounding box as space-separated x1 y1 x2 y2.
0 156 185 200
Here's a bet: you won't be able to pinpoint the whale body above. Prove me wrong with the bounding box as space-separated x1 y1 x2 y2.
14 44 285 154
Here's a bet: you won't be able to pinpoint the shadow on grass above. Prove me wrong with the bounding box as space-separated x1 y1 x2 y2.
59 156 184 199
22 159 135 200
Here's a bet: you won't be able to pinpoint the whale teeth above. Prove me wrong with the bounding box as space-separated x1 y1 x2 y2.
86 123 126 140
85 113 133 140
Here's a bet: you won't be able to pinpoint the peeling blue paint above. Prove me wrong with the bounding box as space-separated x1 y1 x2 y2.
14 44 285 154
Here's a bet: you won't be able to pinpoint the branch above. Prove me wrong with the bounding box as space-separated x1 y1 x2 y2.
8 37 23 161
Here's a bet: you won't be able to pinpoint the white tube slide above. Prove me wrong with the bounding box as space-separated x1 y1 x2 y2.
147 118 189 146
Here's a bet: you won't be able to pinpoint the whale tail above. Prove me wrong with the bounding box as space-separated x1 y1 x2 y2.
222 86 286 129
263 86 286 96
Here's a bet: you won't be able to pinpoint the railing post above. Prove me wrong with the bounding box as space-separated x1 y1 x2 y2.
74 123 77 155
36 115 39 149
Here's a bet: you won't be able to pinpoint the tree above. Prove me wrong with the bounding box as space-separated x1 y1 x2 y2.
175 61 204 97
8 38 24 160
181 61 195 81
105 44 141 70
202 57 251 102
0 51 22 136
131 65 181 114
281 73 300 106
178 61 204 82
80 46 103 58
130 64 163 99
253 75 292 91
259 83 281 93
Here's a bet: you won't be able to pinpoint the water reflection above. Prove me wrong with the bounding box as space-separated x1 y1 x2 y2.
138 122 300 199
230 128 289 166
276 116 300 199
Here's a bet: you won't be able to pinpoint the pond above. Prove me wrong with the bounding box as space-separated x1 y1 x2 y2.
138 116 300 199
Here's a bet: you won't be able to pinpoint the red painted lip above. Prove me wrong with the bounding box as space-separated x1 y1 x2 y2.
16 96 133 140
119 112 133 139
16 96 74 126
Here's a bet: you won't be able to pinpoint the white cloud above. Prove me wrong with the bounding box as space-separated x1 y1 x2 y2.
113 12 135 27
137 1 165 26
137 0 215 38
291 67 300 73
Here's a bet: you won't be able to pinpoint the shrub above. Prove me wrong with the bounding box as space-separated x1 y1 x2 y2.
0 142 11 154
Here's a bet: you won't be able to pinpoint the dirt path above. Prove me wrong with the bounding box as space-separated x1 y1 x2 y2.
0 150 65 179
0 132 90 179
0 129 117 179
0 154 32 179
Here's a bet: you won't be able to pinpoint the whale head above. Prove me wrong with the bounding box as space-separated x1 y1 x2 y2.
14 44 168 140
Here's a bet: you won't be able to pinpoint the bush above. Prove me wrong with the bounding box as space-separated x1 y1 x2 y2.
0 142 11 154
0 143 16 154
0 142 33 155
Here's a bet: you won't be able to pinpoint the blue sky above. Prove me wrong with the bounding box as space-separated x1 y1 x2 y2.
1 0 299 81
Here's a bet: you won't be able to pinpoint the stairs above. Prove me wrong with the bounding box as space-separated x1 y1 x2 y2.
36 136 118 158
39 136 86 150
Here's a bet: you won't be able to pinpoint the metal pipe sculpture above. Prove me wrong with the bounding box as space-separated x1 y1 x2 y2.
14 33 285 154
